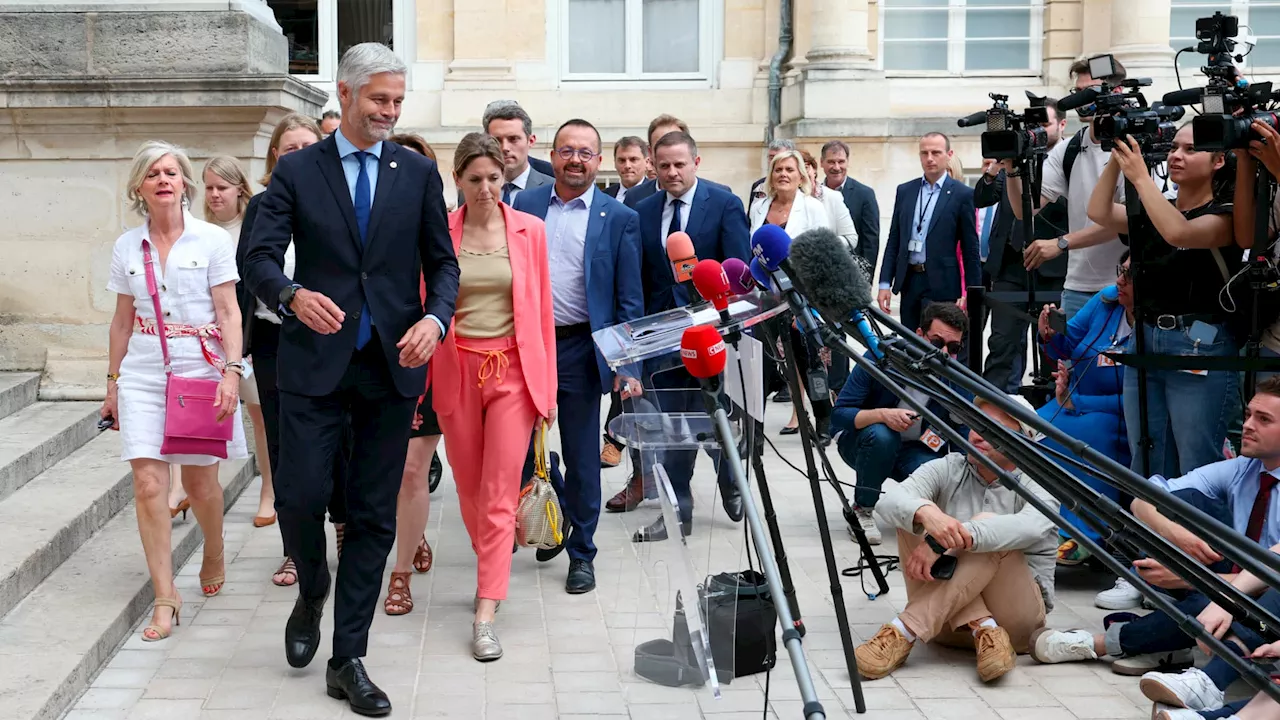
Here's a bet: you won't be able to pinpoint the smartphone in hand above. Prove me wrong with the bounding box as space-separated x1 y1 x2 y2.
1048 308 1068 336
931 554 958 580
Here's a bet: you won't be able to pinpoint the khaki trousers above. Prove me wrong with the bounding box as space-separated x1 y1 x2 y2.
896 530 1046 653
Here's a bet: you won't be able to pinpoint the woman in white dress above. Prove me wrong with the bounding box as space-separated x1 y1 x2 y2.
101 141 247 641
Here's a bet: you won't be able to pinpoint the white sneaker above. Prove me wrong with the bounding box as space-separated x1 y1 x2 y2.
1029 627 1098 664
1095 578 1143 610
1153 703 1206 720
853 508 882 545
1140 668 1225 712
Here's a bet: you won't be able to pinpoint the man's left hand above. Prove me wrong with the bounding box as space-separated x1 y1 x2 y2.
904 541 939 583
397 319 442 368
615 375 643 400
1133 558 1187 590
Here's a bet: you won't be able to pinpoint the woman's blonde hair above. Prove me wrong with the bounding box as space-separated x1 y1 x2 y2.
202 155 252 220
453 132 505 179
126 140 198 217
261 113 323 186
762 150 812 199
947 154 965 182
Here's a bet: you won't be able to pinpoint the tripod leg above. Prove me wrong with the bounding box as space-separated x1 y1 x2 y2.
749 418 805 636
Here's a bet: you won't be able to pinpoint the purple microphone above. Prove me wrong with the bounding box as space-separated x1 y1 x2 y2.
722 257 755 296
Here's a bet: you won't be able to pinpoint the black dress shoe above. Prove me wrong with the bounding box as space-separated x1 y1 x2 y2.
632 516 692 542
719 486 744 522
326 658 391 717
285 579 330 669
565 558 596 594
535 523 571 562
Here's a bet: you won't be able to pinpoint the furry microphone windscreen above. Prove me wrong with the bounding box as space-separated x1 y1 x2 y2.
789 227 874 318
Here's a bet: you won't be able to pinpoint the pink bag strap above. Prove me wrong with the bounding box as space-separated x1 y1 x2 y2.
141 239 174 376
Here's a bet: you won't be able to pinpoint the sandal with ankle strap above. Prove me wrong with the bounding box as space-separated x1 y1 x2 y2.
272 557 297 587
413 536 433 574
142 596 182 642
200 549 225 597
384 572 414 615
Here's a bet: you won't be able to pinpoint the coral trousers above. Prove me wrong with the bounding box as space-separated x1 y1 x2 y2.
437 336 539 600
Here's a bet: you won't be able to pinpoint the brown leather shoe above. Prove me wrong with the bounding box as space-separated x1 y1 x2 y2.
974 625 1016 682
854 624 914 680
600 443 622 468
605 472 648 513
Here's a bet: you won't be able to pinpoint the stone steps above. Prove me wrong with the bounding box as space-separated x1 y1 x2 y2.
0 372 257 720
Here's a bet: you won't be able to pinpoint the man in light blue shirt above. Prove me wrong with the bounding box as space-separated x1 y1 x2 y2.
1027 377 1280 694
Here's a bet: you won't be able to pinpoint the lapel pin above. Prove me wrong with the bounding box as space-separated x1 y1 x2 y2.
600 211 606 217
390 161 397 169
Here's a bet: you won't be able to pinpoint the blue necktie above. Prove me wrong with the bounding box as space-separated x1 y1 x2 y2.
668 198 687 306
353 151 373 350
979 206 996 263
502 182 515 205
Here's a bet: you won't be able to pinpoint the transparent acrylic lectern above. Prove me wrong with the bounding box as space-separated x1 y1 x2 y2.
592 294 788 698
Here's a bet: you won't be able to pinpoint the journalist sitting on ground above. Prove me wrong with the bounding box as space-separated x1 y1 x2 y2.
1035 256 1132 594
1087 125 1239 480
832 302 971 545
855 394 1058 684
1030 376 1280 681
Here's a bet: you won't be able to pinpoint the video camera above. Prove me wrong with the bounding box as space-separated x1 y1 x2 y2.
1060 54 1184 158
1160 12 1280 151
957 91 1051 161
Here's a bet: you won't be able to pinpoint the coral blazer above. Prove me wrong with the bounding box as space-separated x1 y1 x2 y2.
428 203 557 419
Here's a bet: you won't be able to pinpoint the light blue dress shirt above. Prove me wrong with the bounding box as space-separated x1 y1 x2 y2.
545 185 593 326
908 175 946 265
326 129 445 337
1150 456 1280 549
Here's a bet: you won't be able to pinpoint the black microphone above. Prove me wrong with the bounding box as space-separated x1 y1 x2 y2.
1058 87 1101 112
957 111 989 128
1162 87 1205 106
788 227 882 358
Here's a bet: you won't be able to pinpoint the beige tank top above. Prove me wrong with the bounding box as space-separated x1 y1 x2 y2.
454 245 515 339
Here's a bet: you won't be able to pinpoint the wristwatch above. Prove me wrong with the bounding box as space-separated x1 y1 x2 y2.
1056 236 1070 251
924 534 948 555
279 283 301 310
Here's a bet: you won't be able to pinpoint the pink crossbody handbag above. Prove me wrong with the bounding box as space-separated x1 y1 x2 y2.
142 239 233 458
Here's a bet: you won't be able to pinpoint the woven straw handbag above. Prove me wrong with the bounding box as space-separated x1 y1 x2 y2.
516 421 564 549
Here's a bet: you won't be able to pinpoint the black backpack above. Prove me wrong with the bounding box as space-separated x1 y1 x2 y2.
1032 129 1087 241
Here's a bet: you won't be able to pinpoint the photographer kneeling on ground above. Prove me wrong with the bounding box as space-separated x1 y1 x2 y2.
832 302 972 544
855 394 1058 683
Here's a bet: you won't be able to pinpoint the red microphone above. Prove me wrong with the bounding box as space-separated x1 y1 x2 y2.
680 324 727 379
692 259 731 312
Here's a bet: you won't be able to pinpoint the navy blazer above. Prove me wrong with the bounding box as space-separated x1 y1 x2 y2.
974 170 1068 279
831 350 971 451
623 177 733 210
635 180 750 315
244 134 461 398
513 185 646 393
878 175 981 301
833 177 881 272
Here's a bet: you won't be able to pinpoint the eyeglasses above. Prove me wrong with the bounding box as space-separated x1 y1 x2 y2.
554 147 600 162
1116 264 1134 280
928 335 963 356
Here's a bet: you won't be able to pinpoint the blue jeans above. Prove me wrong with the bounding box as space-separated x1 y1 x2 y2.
1060 289 1095 320
1123 322 1237 478
836 423 944 509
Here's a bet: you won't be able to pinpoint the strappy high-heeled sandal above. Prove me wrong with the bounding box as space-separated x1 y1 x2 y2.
413 536 433 574
384 572 414 615
334 523 345 560
200 549 226 597
272 557 297 587
141 596 182 642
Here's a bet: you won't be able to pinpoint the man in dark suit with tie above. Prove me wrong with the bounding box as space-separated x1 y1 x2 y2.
631 130 751 541
876 132 981 335
820 140 881 272
620 115 734 211
603 135 650 207
477 100 553 206
513 119 645 593
244 43 459 716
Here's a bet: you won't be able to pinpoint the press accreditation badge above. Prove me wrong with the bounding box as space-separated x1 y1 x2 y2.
1096 353 1116 368
920 428 944 452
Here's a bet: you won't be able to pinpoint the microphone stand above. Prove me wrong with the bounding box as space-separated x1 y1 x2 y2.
695 372 828 720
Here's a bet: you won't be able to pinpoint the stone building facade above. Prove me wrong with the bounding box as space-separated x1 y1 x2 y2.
0 0 1256 394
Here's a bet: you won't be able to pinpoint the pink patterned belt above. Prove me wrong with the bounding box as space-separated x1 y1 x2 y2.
134 316 225 370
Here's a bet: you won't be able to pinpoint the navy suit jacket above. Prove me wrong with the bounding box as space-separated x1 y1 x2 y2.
244 134 461 398
513 185 646 393
831 350 972 451
878 176 981 301
623 177 733 210
635 181 750 315
833 177 881 272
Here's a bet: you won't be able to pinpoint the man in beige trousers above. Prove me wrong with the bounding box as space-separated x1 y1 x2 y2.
856 395 1059 683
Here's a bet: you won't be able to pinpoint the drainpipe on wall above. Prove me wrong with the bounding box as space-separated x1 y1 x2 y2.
766 0 794 145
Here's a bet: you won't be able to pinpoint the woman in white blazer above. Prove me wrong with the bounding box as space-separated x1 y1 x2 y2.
748 150 831 436
800 150 859 251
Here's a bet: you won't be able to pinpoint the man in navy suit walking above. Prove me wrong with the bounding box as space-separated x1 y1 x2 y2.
632 131 751 541
876 132 981 334
245 43 459 716
513 119 645 593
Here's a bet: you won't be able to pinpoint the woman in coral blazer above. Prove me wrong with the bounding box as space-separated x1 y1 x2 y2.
430 133 556 663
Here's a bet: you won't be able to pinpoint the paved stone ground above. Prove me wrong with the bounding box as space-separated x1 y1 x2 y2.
65 402 1160 720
